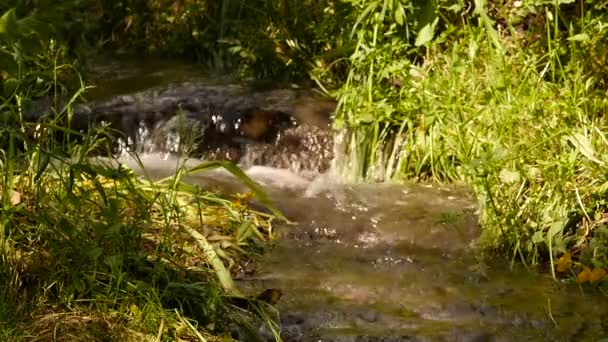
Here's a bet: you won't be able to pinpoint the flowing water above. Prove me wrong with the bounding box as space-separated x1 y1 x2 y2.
65 59 608 341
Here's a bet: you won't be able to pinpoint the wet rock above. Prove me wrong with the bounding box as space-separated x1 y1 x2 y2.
358 311 380 323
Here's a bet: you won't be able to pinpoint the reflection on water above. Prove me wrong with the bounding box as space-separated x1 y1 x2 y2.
85 56 227 101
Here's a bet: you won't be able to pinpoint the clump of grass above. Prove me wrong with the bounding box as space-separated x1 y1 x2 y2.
334 2 608 285
1 10 284 340
0 114 284 340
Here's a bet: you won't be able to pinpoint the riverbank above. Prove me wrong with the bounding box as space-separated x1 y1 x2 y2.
335 2 608 284
0 125 283 340
30 0 605 280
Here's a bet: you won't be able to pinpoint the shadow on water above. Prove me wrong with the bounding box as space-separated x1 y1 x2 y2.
84 56 226 101
85 59 608 341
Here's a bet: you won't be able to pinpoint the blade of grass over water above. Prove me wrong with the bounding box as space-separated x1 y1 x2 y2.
182 223 238 294
156 160 288 223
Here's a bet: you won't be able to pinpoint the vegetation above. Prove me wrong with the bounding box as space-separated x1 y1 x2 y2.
0 147 283 340
1 0 350 84
3 0 608 339
334 0 608 285
0 6 284 340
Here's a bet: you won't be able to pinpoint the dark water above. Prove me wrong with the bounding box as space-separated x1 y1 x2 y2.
84 56 222 101
89 60 608 341
64 58 335 175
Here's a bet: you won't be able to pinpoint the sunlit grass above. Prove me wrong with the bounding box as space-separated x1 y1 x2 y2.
0 9 289 338
335 13 608 285
0 109 283 340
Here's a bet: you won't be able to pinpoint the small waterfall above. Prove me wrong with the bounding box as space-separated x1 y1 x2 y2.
67 82 338 176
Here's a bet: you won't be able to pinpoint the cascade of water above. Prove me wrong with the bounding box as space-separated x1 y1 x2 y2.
71 82 338 176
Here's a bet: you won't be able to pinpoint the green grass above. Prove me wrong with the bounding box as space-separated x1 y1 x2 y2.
0 117 284 340
334 3 608 284
0 11 287 339
0 78 283 340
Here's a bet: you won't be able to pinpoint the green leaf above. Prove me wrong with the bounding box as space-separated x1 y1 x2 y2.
445 4 463 12
182 223 238 294
3 78 19 97
568 133 604 165
473 0 504 52
547 220 565 241
379 0 389 22
473 0 487 15
0 9 19 40
415 17 439 47
158 160 288 222
236 220 254 244
0 53 17 73
0 8 53 43
86 247 103 261
567 33 590 42
394 3 405 26
34 151 51 183
532 231 544 244
416 0 437 29
350 1 379 39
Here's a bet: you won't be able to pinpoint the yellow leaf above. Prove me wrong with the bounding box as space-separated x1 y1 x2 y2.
576 266 592 283
589 268 607 283
556 252 572 273
129 304 139 316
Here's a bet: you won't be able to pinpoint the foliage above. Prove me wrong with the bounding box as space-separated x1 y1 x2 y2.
0 106 283 339
1 0 354 84
0 8 283 340
333 0 608 285
0 8 80 102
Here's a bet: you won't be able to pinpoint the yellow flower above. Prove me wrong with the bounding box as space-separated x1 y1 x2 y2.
556 252 572 273
233 192 253 208
576 265 607 284
576 266 592 283
589 267 607 283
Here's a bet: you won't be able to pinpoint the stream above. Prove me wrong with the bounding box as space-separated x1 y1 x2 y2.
52 58 608 341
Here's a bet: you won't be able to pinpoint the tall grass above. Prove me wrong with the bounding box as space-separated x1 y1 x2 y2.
0 102 284 341
1 10 284 340
334 1 608 282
